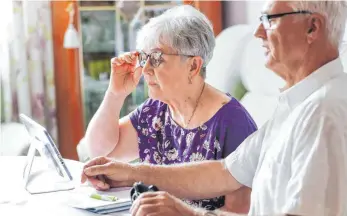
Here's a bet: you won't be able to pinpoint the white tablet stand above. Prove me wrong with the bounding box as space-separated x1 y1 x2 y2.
21 114 75 194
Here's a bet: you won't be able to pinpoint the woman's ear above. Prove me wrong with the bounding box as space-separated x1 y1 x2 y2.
189 56 203 77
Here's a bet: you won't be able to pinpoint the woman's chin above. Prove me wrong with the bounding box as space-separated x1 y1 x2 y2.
147 89 161 100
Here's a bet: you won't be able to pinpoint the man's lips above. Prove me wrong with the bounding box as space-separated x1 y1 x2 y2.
262 45 270 55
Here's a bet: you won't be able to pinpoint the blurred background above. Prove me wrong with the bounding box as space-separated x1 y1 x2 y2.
1 0 346 161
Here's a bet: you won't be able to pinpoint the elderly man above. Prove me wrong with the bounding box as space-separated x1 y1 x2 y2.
81 1 347 216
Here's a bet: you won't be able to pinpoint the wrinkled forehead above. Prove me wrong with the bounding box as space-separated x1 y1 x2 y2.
262 0 293 14
136 35 161 52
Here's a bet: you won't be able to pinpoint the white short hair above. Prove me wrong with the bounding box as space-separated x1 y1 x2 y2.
289 1 347 47
136 5 215 78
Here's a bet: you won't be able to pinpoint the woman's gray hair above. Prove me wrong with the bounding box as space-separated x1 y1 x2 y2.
136 5 215 79
289 1 347 48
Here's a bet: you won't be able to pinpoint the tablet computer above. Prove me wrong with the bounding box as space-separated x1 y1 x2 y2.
20 114 74 194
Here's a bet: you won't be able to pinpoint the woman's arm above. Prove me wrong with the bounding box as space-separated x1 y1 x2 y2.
84 51 143 161
84 91 138 162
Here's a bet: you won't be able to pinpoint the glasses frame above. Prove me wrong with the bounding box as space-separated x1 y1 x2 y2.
138 50 194 68
259 10 312 29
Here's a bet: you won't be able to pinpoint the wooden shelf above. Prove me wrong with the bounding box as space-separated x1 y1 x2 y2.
79 6 115 11
79 1 115 7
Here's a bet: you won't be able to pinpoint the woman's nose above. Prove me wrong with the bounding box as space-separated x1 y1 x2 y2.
142 58 153 75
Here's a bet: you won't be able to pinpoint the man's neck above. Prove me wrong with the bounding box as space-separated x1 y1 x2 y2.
284 46 339 89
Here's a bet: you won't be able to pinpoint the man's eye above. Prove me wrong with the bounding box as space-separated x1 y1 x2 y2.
269 18 275 24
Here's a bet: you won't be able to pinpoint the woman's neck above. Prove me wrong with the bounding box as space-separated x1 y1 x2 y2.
167 81 206 128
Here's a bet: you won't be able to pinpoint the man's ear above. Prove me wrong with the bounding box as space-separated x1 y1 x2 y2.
307 14 324 44
189 56 203 77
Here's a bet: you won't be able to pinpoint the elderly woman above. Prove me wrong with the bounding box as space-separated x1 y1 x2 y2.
85 5 256 213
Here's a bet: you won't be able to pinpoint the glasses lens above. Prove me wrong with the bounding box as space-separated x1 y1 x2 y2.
259 15 268 29
149 52 162 68
139 52 147 67
261 15 270 29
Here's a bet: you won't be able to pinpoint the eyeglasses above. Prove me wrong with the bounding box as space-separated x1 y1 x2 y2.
259 10 312 29
138 50 194 68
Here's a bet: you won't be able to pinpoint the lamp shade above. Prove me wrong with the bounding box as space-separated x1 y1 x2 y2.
63 24 79 49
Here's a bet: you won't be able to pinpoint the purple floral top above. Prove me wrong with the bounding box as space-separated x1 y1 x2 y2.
130 96 257 209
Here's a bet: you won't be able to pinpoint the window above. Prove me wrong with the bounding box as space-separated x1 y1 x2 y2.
78 1 182 128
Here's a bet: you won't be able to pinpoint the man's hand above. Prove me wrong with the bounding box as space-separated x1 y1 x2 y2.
130 191 199 216
80 156 135 190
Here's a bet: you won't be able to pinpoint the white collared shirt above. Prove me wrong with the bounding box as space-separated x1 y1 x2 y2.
224 57 347 216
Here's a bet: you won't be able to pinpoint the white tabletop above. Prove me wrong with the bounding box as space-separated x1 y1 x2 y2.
0 156 131 216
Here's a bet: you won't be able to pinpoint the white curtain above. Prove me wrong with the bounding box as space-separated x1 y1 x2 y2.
0 1 57 141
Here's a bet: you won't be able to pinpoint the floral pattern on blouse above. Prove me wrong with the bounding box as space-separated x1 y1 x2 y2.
130 98 257 210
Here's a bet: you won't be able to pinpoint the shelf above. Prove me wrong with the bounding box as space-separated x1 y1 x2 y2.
79 6 115 11
78 0 181 126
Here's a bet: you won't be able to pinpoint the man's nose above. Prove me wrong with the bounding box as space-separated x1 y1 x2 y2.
254 22 267 39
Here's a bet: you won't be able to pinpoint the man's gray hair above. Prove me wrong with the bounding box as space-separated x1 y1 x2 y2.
289 1 347 48
136 5 215 78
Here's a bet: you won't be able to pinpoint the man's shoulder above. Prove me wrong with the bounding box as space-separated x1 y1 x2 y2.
290 79 347 132
302 74 347 113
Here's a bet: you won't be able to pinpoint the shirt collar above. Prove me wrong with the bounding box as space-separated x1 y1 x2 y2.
278 57 344 109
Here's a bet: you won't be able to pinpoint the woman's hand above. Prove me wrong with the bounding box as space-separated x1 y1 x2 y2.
108 51 142 97
80 156 135 190
130 191 198 216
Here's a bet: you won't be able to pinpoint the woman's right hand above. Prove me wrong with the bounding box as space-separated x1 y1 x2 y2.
108 51 142 97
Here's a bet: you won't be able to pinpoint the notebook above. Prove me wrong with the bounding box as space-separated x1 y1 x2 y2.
65 186 132 214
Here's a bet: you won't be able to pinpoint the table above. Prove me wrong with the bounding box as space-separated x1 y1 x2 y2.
0 156 131 216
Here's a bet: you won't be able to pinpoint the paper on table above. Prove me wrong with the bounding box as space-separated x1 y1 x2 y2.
64 186 132 212
93 205 131 215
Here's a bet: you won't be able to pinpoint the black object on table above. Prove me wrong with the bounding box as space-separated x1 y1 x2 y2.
130 182 159 203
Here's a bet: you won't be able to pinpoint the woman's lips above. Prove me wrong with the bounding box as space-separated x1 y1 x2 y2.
147 81 157 86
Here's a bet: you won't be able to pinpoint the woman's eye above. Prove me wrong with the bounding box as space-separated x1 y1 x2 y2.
140 60 147 67
151 58 161 67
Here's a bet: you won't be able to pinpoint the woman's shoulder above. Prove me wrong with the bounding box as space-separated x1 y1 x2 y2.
135 98 168 119
215 96 257 127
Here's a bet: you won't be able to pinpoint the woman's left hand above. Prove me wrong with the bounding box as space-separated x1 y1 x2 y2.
130 191 198 216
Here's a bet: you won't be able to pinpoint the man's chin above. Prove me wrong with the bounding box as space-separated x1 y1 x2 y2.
264 59 287 81
264 58 273 70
